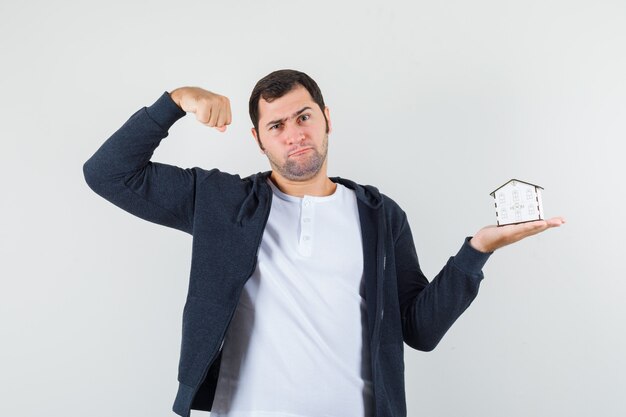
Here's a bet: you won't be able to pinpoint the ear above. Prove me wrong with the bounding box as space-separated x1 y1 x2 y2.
251 127 265 153
324 106 332 134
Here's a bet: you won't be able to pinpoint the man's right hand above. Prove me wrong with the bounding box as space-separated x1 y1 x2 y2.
169 87 232 132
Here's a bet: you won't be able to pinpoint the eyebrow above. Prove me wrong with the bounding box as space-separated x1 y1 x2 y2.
265 106 312 128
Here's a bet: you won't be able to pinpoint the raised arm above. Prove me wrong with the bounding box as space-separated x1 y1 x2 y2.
82 88 232 234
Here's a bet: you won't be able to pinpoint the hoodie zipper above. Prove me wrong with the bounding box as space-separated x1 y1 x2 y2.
369 204 387 415
190 182 273 406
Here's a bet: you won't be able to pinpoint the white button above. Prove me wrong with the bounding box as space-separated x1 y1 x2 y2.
303 236 310 241
303 218 311 223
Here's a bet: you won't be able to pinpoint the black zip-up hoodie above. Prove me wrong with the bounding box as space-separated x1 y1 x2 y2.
83 92 491 417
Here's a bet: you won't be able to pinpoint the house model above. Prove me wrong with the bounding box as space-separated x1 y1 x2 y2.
490 179 544 226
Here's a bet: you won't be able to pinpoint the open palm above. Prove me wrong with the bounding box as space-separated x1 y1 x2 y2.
470 217 566 253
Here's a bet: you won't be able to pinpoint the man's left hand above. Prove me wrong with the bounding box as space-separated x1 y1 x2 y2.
469 217 566 253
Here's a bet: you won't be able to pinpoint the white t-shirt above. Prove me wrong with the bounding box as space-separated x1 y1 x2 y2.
210 179 373 417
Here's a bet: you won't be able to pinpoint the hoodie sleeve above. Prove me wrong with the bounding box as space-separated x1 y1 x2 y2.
395 215 491 351
83 92 195 234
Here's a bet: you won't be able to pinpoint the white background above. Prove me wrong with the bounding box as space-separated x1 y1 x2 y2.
1 1 625 416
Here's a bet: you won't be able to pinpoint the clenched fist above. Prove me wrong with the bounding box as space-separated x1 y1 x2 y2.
170 87 232 132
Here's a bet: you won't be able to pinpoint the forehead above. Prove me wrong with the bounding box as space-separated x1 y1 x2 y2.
258 85 316 122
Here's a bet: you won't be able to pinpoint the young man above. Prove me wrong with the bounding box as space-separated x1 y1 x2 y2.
83 69 563 417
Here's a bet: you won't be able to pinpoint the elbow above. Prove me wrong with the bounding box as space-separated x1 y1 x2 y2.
402 313 444 352
82 159 100 191
83 158 115 196
417 341 438 352
403 321 444 352
405 336 440 352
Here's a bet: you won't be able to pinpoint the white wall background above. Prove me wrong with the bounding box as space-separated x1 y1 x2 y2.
1 0 625 416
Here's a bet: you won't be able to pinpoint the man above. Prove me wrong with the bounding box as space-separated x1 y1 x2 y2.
83 69 564 417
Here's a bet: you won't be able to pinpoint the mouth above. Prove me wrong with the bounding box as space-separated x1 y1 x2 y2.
288 147 313 157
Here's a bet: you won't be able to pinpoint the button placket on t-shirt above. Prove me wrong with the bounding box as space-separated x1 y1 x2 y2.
298 197 314 257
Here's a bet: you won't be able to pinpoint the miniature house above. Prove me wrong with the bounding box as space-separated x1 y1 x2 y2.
490 179 544 226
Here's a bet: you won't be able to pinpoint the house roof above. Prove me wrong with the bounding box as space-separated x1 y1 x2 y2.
490 179 544 196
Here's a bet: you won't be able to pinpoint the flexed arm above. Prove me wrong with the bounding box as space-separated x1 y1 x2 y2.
82 88 232 234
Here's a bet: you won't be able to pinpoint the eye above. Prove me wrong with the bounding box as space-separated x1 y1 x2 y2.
299 114 310 122
269 123 281 131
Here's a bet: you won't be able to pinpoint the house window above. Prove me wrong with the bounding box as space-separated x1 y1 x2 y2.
526 189 533 200
513 190 519 202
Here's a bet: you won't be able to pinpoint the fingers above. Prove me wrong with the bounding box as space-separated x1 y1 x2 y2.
506 216 566 242
170 87 232 132
207 106 222 129
520 220 549 233
517 217 565 237
191 90 231 132
519 223 548 239
173 87 232 132
225 99 232 126
546 216 566 227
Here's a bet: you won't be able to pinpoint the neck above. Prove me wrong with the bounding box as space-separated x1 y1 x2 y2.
269 169 336 197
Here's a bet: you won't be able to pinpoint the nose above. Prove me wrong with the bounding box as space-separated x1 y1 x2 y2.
284 122 305 144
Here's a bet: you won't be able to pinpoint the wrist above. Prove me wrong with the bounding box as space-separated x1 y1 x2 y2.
169 88 187 110
469 236 492 253
453 237 493 274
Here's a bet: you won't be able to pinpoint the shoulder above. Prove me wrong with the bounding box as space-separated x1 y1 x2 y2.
334 175 409 229
379 192 410 238
190 168 269 187
189 168 273 204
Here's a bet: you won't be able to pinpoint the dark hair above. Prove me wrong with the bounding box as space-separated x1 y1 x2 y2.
249 69 328 136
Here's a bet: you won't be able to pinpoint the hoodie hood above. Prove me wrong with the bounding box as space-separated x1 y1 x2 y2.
329 176 383 209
